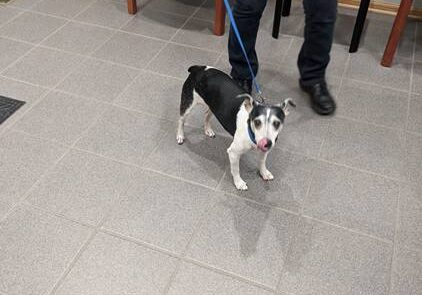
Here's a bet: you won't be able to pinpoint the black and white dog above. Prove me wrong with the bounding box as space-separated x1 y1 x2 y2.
177 65 295 190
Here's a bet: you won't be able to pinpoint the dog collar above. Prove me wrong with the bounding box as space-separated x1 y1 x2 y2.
247 120 256 145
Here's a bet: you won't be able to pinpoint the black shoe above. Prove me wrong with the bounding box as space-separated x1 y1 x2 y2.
300 81 336 115
234 78 252 94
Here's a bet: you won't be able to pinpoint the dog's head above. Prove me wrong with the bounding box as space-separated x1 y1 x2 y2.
243 96 295 152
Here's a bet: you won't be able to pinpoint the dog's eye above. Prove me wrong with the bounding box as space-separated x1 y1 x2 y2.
254 119 261 128
273 121 281 129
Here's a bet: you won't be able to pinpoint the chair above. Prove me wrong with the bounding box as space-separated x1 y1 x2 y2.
126 0 227 36
381 0 413 67
272 0 371 53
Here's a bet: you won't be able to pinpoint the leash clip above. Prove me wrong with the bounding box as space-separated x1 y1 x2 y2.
255 90 266 104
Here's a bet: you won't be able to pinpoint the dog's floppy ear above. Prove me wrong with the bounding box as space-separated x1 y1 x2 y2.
237 94 255 113
278 98 296 116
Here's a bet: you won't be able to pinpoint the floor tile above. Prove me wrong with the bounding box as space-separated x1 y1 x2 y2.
14 91 107 145
0 205 92 295
0 131 66 217
193 0 225 22
115 70 183 119
8 0 42 9
337 79 408 129
415 22 422 62
187 195 299 288
345 49 412 91
172 18 227 52
55 232 178 295
398 183 422 250
412 61 422 95
408 94 422 134
74 0 133 29
405 132 422 183
0 12 66 43
41 21 114 55
168 262 274 295
26 150 136 226
0 6 21 27
320 118 407 180
0 37 32 72
146 43 220 79
0 200 12 220
76 106 170 165
0 76 48 130
32 0 95 18
103 170 217 253
218 149 316 213
391 248 422 295
144 126 230 188
56 58 139 102
278 218 393 295
93 31 165 68
304 161 399 241
3 47 83 87
121 8 188 41
146 0 200 17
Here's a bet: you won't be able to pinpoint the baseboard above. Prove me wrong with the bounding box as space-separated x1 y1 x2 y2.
339 0 422 19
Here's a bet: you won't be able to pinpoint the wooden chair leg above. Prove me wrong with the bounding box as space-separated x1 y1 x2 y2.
381 0 413 67
214 0 226 36
272 0 283 39
349 0 370 53
282 0 291 17
127 0 137 14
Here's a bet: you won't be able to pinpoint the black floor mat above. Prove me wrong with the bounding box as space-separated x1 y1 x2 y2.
0 96 26 124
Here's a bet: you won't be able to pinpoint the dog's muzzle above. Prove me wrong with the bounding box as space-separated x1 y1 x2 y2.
257 138 272 152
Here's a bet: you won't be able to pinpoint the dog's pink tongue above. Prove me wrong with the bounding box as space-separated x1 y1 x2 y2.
257 138 268 152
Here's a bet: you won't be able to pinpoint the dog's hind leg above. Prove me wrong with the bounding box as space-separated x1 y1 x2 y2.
177 88 197 144
204 107 216 138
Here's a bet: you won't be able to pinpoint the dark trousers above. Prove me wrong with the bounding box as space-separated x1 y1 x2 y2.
228 0 337 86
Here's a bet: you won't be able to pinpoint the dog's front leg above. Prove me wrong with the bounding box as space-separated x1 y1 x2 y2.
227 142 248 191
258 152 274 181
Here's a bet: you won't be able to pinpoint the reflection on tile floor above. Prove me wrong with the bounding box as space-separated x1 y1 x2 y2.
0 0 421 294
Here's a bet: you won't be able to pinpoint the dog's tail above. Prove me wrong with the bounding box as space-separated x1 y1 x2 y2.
180 65 206 116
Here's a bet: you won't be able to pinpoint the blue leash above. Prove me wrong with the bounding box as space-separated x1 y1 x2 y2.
223 0 264 101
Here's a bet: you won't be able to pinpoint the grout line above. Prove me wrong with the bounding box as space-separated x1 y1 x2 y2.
47 229 98 295
301 213 394 244
24 203 96 229
100 227 182 258
183 257 280 293
405 21 417 132
0 2 84 76
0 5 25 30
388 182 403 295
0 148 72 225
338 77 411 95
101 225 282 294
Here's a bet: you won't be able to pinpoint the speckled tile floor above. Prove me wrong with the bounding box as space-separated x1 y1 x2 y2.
0 0 421 294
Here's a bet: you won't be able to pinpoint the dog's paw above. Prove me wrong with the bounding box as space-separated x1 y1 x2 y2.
260 170 274 181
176 135 184 145
234 179 248 191
205 128 216 138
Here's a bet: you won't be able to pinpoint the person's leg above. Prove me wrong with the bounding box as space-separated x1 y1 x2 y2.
298 0 337 85
298 0 337 115
228 0 268 92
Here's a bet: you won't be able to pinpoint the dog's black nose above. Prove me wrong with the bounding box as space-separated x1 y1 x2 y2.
264 140 272 149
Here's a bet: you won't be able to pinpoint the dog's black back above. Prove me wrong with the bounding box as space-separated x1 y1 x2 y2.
181 65 247 136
